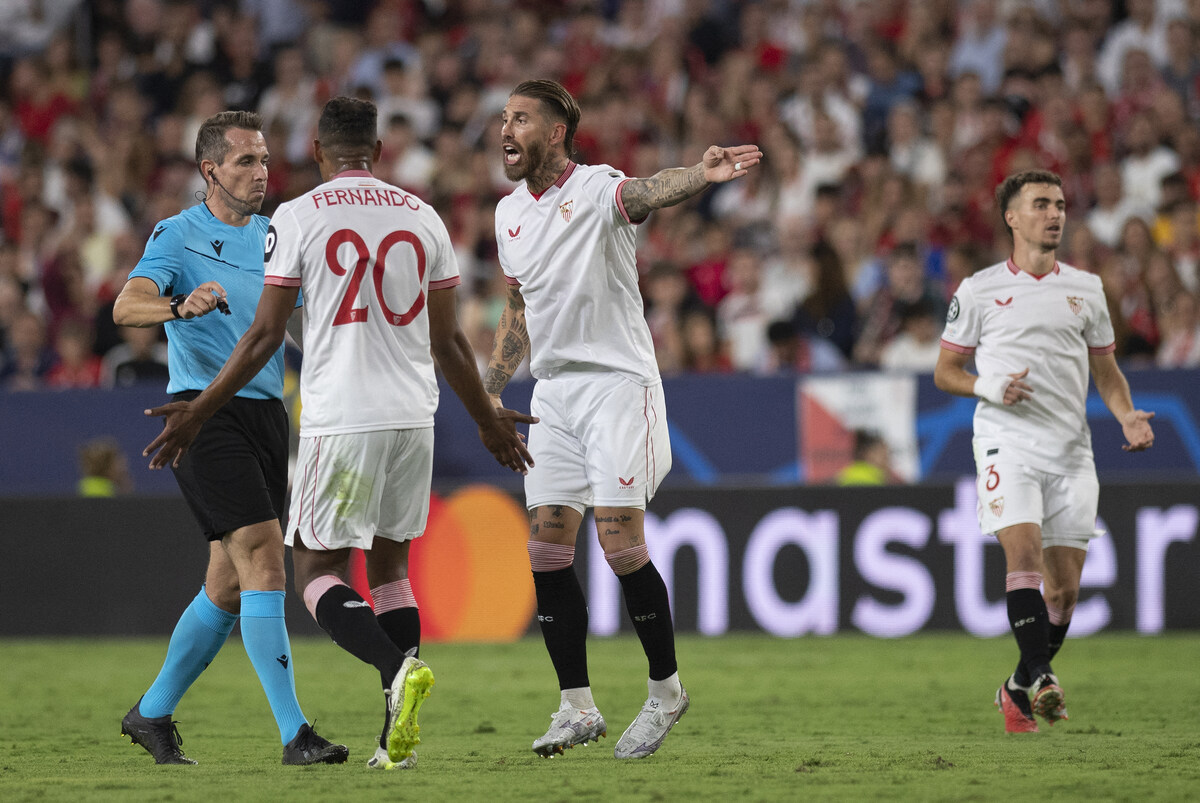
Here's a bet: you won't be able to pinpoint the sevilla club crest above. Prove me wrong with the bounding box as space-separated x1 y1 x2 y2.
989 496 1005 518
559 199 574 223
1067 296 1083 315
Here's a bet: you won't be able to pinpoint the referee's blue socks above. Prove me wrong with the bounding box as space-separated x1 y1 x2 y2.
240 589 308 744
140 586 237 719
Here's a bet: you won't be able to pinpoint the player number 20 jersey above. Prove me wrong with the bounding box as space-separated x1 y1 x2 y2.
264 171 461 435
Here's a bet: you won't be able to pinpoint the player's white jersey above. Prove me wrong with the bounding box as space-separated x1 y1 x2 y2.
264 170 461 435
940 259 1116 474
495 161 659 385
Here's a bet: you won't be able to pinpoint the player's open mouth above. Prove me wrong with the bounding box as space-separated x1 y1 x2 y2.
503 145 521 165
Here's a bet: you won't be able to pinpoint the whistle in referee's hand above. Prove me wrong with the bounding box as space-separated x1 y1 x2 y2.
216 298 231 315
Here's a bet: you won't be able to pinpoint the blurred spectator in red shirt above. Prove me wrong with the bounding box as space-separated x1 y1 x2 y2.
684 224 733 309
10 56 77 146
45 316 101 388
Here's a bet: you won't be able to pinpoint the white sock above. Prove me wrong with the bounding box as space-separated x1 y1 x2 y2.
561 686 595 710
648 672 682 705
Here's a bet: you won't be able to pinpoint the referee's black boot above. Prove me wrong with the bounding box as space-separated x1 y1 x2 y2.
282 722 349 765
121 697 197 765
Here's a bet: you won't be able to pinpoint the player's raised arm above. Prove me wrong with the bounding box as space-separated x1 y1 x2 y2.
619 144 764 221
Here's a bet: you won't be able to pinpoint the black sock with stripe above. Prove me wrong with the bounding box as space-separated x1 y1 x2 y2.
314 584 406 687
532 566 590 689
616 561 678 681
1007 588 1052 683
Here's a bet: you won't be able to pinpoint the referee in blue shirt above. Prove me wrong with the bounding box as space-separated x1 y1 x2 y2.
113 111 345 766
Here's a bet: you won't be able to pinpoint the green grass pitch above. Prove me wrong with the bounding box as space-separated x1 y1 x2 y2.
3 634 1199 801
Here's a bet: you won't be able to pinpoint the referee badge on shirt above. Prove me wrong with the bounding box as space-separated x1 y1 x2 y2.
559 199 574 223
1067 296 1083 315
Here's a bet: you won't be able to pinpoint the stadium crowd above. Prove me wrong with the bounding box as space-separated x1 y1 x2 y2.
3 0 1200 391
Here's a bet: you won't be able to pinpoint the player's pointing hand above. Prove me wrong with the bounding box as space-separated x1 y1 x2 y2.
703 144 763 182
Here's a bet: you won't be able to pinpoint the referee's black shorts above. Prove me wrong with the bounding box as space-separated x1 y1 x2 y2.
169 391 289 541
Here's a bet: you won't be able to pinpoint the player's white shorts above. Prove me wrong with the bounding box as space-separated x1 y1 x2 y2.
524 371 672 513
285 428 433 550
973 446 1100 550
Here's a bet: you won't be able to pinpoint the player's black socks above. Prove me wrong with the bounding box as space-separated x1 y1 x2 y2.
1013 658 1031 688
616 561 678 681
1007 588 1052 681
1047 621 1070 661
532 566 591 689
376 607 421 659
314 584 406 687
1013 618 1071 687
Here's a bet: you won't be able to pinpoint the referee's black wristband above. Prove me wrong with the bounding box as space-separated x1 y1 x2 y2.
170 293 188 319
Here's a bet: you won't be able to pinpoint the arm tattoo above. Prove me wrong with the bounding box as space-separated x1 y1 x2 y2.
483 365 513 395
500 330 526 363
620 164 709 221
483 286 529 395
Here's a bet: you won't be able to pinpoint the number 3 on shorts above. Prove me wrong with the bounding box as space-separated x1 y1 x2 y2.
984 464 1000 492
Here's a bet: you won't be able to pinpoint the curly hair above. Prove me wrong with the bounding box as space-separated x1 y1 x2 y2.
317 96 378 152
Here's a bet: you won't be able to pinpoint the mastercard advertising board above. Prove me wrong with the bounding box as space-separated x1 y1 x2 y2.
344 484 536 642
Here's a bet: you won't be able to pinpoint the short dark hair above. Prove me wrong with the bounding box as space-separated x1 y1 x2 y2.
853 429 885 460
995 169 1062 237
510 79 582 157
897 297 936 323
889 241 920 263
814 183 842 201
767 319 797 344
195 110 263 169
65 156 94 186
318 96 378 152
